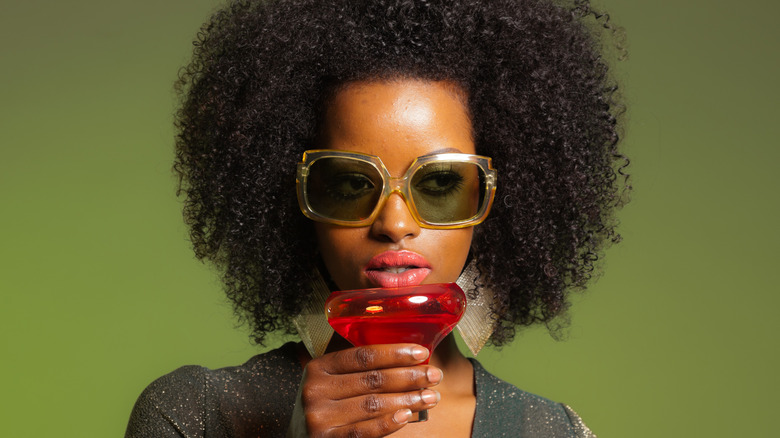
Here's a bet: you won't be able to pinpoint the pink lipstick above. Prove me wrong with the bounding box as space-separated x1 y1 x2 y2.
364 250 432 288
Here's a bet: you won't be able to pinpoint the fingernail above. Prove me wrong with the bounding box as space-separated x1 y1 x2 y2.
421 389 440 404
411 347 429 361
427 367 442 384
393 409 412 424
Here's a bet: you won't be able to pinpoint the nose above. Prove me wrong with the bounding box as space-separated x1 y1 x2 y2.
370 192 421 242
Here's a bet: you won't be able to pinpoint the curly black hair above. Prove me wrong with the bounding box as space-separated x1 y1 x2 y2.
174 0 629 346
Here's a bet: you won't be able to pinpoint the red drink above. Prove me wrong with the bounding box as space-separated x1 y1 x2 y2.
325 283 467 363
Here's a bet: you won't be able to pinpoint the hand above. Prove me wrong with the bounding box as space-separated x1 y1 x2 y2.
287 344 443 438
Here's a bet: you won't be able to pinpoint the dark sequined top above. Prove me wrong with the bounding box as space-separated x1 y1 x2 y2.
125 342 595 437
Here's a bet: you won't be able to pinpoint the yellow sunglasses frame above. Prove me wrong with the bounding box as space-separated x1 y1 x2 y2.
296 149 497 229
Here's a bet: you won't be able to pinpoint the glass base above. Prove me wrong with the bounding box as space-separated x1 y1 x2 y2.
411 409 429 423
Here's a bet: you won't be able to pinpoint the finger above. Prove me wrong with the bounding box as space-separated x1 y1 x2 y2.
317 344 429 375
320 365 443 400
325 409 412 438
315 389 440 427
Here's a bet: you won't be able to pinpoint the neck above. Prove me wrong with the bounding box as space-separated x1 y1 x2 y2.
429 333 469 370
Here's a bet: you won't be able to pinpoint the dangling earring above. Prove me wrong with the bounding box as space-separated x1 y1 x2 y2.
455 259 497 356
292 268 334 358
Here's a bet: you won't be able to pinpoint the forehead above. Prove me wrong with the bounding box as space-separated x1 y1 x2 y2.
319 79 475 173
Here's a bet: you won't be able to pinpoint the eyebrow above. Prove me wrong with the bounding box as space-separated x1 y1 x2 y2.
422 147 463 156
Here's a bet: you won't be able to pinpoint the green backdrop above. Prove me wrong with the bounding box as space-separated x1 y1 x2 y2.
1 0 777 436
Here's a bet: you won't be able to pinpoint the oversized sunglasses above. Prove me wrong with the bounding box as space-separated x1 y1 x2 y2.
296 150 497 229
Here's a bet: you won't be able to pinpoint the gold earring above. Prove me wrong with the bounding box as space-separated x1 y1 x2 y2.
291 269 333 358
455 259 497 356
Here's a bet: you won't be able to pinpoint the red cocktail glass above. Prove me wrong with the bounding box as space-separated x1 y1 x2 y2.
325 283 467 422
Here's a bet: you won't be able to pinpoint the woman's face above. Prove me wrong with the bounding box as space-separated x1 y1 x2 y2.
315 79 475 290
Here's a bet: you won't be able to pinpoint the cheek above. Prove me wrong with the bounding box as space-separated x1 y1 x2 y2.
428 227 474 280
314 223 365 287
315 225 364 255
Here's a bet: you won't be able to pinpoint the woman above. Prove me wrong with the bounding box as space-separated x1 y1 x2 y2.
126 0 627 436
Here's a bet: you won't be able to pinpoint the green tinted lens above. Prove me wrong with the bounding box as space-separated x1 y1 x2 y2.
306 157 383 221
411 161 484 224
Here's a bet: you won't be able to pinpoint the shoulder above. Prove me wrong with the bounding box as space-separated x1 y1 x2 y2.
470 359 596 438
125 342 302 438
125 365 209 437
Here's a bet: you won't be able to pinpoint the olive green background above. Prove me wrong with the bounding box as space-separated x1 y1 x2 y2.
1 0 777 436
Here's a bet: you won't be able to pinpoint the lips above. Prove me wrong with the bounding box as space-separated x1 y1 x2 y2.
364 250 432 288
